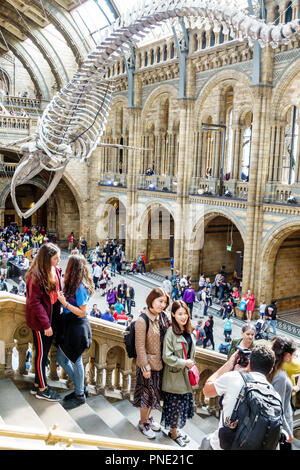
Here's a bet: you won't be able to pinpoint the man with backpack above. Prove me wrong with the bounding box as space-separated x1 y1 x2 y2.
201 344 283 450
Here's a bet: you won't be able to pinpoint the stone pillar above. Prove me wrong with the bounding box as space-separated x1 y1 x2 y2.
242 84 273 302
126 107 142 262
5 343 14 377
95 363 106 394
174 99 195 274
16 343 28 376
231 125 242 180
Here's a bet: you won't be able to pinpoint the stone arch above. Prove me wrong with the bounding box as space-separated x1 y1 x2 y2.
96 195 127 243
259 219 300 311
194 69 253 120
0 67 12 93
271 57 300 121
141 83 178 124
136 201 175 271
187 209 245 285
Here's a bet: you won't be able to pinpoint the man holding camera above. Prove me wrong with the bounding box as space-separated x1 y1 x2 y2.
200 344 279 450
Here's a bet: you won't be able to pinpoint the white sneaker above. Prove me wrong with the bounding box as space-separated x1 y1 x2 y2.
148 417 161 432
139 422 156 439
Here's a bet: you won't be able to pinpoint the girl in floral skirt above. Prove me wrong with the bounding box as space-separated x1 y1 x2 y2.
160 300 196 447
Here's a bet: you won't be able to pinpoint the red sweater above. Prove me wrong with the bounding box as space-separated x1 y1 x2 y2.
26 267 62 332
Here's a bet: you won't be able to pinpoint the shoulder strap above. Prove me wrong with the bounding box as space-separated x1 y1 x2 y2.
140 313 150 333
181 342 187 359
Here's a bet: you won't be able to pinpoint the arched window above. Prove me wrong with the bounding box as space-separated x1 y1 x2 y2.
170 43 175 59
285 1 293 23
201 32 207 49
157 48 161 63
241 126 252 182
219 28 225 44
144 53 148 67
210 32 215 47
274 6 280 25
150 50 154 65
282 106 299 185
226 109 234 176
163 45 167 61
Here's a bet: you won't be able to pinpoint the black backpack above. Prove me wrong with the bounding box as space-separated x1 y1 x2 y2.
219 372 282 451
124 313 149 359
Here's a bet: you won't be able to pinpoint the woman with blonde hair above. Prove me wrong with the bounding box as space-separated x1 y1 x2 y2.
161 300 196 447
25 243 62 401
57 254 94 409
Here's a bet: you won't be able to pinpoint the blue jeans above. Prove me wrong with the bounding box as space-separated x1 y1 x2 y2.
267 319 277 336
56 346 85 396
110 262 116 274
140 262 146 273
218 287 224 301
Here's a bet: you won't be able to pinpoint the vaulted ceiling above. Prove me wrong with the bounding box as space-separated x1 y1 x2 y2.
0 0 120 97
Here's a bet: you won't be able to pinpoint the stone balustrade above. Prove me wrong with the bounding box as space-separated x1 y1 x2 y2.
0 293 226 416
0 162 18 176
98 172 127 188
137 174 177 192
1 96 41 110
0 116 38 137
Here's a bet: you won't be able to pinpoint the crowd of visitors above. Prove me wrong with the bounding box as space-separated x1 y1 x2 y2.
2 227 298 451
0 224 51 295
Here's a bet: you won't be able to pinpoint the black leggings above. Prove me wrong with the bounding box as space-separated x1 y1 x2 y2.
32 330 53 389
203 333 215 350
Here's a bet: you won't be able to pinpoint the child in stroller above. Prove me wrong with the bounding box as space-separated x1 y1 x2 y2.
255 317 269 340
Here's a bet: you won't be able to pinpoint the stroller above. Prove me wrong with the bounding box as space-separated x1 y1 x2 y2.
255 318 269 340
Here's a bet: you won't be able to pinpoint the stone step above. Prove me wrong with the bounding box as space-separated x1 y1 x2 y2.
21 390 92 449
67 402 118 441
87 394 151 443
112 399 179 448
0 378 47 449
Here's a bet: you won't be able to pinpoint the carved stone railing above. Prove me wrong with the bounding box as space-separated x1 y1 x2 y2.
0 293 226 416
137 174 177 193
98 172 127 188
2 96 41 110
0 162 18 176
0 116 38 134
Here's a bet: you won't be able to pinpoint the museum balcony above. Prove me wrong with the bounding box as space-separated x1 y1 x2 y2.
0 116 38 142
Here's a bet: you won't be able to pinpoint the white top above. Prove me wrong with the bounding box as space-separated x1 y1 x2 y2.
162 279 172 294
93 265 102 277
209 371 270 450
259 303 267 313
199 276 205 287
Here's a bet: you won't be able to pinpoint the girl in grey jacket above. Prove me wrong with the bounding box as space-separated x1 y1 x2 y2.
161 300 196 447
269 336 297 448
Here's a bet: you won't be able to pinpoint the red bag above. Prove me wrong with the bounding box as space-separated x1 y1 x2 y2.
182 342 199 386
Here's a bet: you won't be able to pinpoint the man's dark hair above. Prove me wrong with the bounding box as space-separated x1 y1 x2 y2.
250 344 275 376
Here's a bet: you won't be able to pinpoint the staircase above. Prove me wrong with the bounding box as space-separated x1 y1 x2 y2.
0 379 218 450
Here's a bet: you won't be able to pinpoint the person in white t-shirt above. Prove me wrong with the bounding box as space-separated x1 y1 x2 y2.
201 344 276 450
162 276 172 295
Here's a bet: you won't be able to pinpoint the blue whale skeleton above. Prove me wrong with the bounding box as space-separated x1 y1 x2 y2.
6 0 300 218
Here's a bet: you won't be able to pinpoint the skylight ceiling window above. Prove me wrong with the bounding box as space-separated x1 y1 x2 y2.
71 0 116 45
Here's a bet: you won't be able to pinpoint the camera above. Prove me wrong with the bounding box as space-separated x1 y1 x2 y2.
235 346 251 368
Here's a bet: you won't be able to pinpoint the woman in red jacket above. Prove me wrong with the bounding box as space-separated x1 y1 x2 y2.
25 243 62 401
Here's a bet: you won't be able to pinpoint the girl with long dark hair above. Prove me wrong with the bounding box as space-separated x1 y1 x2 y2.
269 336 297 449
160 300 196 447
25 243 62 401
56 254 94 409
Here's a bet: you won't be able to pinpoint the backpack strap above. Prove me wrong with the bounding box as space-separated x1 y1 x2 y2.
140 312 150 334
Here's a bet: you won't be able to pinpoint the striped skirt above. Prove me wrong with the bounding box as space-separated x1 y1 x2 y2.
133 367 161 410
